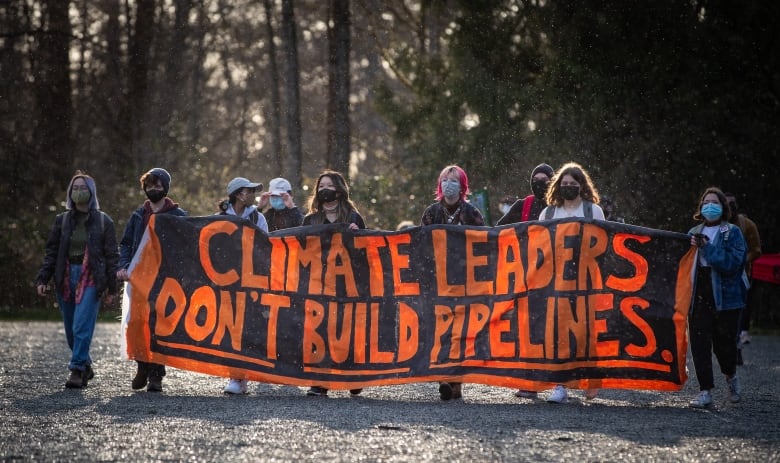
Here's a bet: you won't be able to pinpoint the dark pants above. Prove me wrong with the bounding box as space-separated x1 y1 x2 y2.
690 267 742 391
739 278 755 332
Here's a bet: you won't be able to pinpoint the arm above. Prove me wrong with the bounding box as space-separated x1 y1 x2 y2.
743 217 762 263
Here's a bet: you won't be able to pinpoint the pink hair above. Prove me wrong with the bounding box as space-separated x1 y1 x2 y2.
435 165 469 202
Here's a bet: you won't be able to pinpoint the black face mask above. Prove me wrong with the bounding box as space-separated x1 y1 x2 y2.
317 188 339 203
145 188 166 203
560 185 580 201
531 179 549 199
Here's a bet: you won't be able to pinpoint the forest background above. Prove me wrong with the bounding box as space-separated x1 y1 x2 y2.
1 0 778 314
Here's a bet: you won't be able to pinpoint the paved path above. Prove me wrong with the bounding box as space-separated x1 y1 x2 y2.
1 321 778 462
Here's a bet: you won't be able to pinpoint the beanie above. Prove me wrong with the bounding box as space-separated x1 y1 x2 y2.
529 163 554 188
147 168 171 195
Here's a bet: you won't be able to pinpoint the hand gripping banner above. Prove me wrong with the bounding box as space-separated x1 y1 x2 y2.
126 215 696 392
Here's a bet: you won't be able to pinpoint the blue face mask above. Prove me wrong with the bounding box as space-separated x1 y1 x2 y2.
701 203 723 221
270 196 286 210
441 179 461 199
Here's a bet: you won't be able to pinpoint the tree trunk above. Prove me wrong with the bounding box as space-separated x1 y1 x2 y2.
326 0 351 177
125 0 155 175
35 0 73 193
280 0 302 190
264 0 284 175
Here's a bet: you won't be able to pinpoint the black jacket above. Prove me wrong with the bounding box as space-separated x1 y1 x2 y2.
37 209 120 296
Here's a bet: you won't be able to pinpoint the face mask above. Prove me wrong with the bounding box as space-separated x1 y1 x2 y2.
500 204 512 215
560 185 580 201
531 179 549 199
441 180 461 199
70 190 90 205
701 203 723 222
317 188 339 203
145 188 166 203
270 196 286 210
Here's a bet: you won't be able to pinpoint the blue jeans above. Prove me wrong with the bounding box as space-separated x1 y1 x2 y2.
56 264 100 372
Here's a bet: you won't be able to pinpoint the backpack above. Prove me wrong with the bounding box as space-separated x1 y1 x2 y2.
544 200 593 220
220 208 259 226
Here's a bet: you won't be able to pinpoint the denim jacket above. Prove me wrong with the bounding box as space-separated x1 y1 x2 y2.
688 221 747 311
119 205 187 270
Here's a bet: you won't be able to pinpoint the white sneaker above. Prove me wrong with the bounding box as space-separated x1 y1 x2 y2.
224 378 248 394
690 390 713 408
739 331 751 345
727 376 742 403
547 385 568 403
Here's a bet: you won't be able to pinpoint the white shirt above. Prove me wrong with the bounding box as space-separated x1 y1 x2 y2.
539 202 606 220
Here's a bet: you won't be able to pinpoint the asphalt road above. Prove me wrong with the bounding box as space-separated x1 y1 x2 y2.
1 321 778 462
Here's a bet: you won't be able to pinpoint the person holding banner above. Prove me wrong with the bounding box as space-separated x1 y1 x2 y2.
687 187 747 408
539 162 605 403
258 177 304 232
117 167 187 392
495 162 554 227
219 177 270 394
303 170 367 396
36 171 119 389
421 164 485 401
493 162 554 399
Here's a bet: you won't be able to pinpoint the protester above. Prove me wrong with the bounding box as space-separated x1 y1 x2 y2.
219 177 269 394
724 192 761 355
600 194 626 223
420 164 485 401
687 187 747 408
36 171 119 389
491 163 554 398
539 162 604 403
218 177 270 232
117 168 187 392
303 170 366 396
258 177 304 232
495 163 553 227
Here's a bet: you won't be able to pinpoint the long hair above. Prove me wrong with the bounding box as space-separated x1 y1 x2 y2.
693 186 731 222
65 170 100 211
306 170 359 224
545 162 600 208
434 165 470 202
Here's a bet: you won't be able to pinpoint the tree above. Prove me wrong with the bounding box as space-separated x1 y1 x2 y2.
326 0 351 176
281 0 303 190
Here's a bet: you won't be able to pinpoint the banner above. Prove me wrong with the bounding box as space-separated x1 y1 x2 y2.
126 215 696 392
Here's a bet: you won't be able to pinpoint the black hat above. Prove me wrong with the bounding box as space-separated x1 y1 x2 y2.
530 163 554 187
147 168 171 195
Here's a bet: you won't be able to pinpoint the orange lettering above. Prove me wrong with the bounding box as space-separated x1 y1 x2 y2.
185 286 217 342
199 221 239 286
211 290 245 351
353 235 387 297
430 304 454 363
370 302 394 363
496 228 527 295
527 225 553 290
303 299 326 363
588 293 618 357
432 229 465 296
517 296 543 358
620 296 656 357
327 301 352 363
386 233 420 296
489 300 515 358
465 230 492 295
324 233 358 297
261 293 290 359
464 303 490 357
154 277 187 336
554 222 580 292
606 234 651 292
557 296 586 359
579 224 608 290
397 302 419 362
241 226 268 289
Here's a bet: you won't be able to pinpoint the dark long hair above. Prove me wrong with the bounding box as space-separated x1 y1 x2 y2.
545 162 600 208
305 170 359 224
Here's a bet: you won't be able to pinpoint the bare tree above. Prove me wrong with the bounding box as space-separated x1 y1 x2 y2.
326 0 351 177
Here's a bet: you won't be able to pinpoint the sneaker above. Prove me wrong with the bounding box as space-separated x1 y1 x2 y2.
65 370 83 389
349 389 363 396
224 379 248 395
739 331 751 345
514 390 538 399
727 376 742 403
306 386 328 396
690 390 713 408
131 364 149 390
147 375 163 392
439 382 453 401
547 385 568 404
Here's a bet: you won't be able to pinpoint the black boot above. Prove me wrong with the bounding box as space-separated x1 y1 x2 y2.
132 362 149 390
147 374 163 392
65 369 83 389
